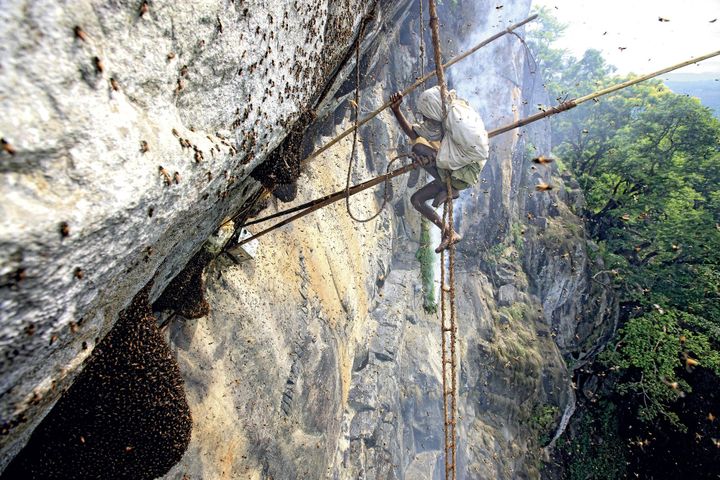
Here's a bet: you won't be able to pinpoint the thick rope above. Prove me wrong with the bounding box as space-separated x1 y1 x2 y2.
427 0 448 119
344 21 388 223
446 176 458 478
439 212 450 479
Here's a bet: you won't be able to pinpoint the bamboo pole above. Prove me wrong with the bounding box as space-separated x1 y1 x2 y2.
237 50 720 246
238 160 416 246
489 50 720 137
302 14 538 164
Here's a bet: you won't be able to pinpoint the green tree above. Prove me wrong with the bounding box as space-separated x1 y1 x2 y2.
528 4 720 443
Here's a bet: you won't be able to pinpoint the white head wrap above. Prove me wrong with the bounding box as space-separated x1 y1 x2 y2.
417 86 457 122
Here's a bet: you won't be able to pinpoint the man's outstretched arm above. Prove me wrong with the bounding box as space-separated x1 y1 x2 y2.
390 92 418 140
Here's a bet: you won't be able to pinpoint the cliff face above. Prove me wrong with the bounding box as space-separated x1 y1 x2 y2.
0 0 407 470
0 1 617 478
162 1 618 479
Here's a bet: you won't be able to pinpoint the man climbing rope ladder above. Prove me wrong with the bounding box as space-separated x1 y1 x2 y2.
390 85 489 253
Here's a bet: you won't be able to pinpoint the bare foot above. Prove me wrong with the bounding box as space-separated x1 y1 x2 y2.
431 188 460 208
435 229 462 253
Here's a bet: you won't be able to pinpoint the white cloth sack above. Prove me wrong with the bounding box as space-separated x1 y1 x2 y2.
416 86 489 171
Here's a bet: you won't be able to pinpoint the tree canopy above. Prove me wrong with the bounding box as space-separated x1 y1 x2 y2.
528 7 720 477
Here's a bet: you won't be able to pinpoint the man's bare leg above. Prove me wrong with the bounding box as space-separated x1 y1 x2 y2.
409 147 462 252
409 145 460 208
410 180 463 253
411 181 445 230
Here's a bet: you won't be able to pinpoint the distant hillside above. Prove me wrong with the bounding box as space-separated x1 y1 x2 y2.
663 77 720 118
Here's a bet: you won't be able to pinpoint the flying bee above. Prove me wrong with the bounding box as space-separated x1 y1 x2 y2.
661 376 679 390
139 1 149 16
708 412 716 422
1 138 16 155
110 77 119 91
140 140 149 153
682 352 700 372
73 268 84 280
535 182 553 192
173 172 181 184
531 156 554 165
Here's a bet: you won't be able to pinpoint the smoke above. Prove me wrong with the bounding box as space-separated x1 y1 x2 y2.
446 1 533 130
437 1 536 240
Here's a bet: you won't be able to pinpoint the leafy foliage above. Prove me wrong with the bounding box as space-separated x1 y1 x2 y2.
560 402 627 480
416 218 437 313
602 310 720 429
528 7 720 477
528 404 559 445
529 6 720 432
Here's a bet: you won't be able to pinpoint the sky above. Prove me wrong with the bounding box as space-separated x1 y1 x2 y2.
530 0 720 77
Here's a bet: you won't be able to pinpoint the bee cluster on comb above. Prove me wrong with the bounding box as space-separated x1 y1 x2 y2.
3 284 192 479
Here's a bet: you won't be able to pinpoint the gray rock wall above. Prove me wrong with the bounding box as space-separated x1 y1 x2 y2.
0 0 398 469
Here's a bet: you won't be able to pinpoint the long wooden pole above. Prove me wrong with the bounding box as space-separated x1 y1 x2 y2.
238 160 415 246
238 50 720 246
489 50 720 137
302 14 538 164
